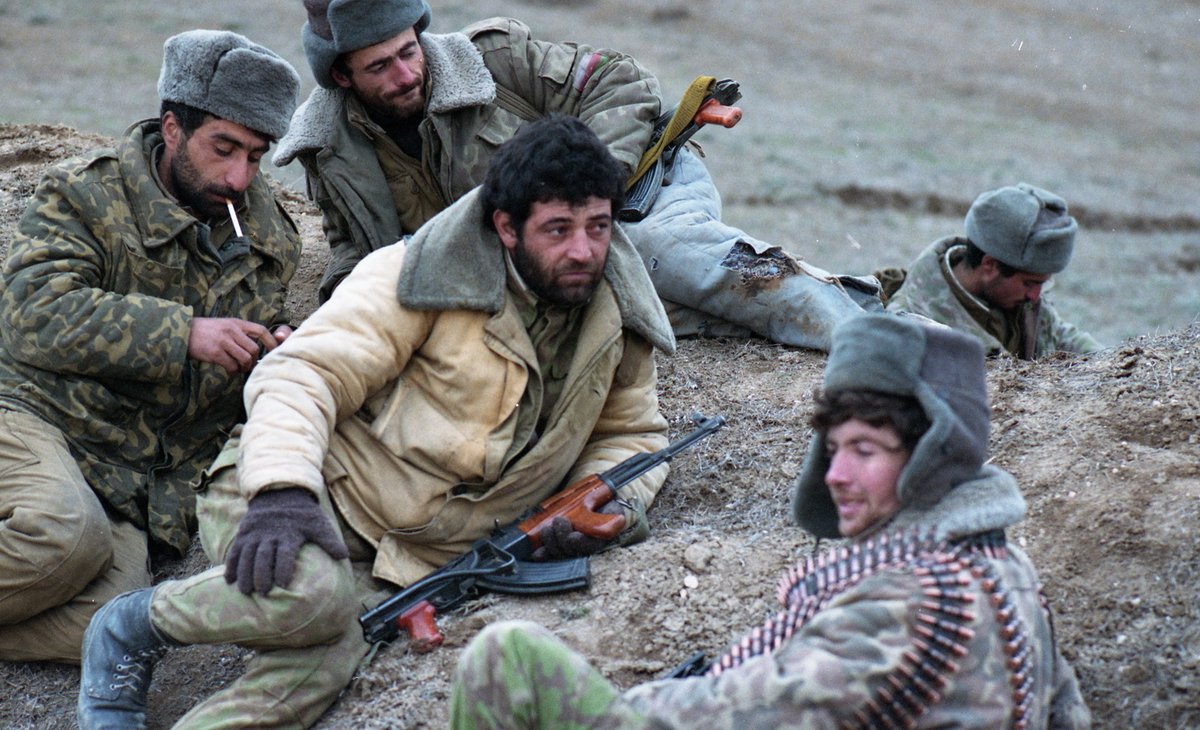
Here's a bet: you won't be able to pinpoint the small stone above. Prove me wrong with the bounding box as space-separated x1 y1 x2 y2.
683 544 714 573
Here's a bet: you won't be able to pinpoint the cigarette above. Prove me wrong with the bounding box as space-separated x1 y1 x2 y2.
225 198 244 238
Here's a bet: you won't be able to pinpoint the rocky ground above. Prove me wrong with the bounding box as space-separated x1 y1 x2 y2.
1 0 1198 727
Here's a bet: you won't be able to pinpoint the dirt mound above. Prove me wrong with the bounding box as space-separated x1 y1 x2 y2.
1 125 1196 729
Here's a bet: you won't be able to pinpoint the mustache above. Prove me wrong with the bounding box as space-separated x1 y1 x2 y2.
208 187 243 205
387 83 422 99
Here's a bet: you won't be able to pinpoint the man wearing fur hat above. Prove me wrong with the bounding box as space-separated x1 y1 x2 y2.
78 115 674 728
448 313 1092 729
886 183 1101 359
0 30 301 665
275 0 884 352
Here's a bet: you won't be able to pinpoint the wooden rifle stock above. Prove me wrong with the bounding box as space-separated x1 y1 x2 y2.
518 474 625 549
358 414 725 649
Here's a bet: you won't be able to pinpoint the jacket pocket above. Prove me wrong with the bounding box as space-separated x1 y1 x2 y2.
121 249 187 301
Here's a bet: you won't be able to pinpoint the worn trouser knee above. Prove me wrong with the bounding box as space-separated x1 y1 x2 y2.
151 541 357 651
0 500 115 623
450 620 640 730
624 149 877 350
0 408 118 623
152 430 366 727
152 552 363 730
155 429 358 649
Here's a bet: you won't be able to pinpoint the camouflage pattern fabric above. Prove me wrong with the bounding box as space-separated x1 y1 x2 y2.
0 119 301 552
886 237 1101 359
451 529 1091 729
451 620 649 730
150 431 383 728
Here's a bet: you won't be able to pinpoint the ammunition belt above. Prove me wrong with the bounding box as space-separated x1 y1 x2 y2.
708 528 1038 729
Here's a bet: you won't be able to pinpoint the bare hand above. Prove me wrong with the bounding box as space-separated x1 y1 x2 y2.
272 324 295 344
188 317 279 374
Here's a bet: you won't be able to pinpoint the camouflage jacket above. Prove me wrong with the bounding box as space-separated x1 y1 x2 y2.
622 468 1091 729
886 236 1101 359
0 120 301 552
274 17 660 299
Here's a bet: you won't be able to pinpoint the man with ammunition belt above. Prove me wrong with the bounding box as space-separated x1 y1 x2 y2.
449 313 1092 729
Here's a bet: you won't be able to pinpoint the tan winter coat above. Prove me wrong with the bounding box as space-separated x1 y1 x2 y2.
234 189 675 587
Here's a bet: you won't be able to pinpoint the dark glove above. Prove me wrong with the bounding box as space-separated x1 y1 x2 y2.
532 501 626 561
224 487 350 595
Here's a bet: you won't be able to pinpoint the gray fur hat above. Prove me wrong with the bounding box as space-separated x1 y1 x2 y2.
791 314 990 539
964 182 1078 275
302 0 432 89
157 30 300 141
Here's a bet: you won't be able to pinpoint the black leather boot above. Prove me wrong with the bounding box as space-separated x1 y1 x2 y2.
78 588 175 730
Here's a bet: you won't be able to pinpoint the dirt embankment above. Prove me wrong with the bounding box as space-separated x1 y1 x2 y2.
0 123 1197 728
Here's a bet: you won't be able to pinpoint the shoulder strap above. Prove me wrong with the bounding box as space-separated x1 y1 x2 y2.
492 83 541 122
627 76 715 187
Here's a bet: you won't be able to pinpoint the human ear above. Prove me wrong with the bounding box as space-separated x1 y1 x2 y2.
330 67 354 89
493 210 518 252
160 112 182 148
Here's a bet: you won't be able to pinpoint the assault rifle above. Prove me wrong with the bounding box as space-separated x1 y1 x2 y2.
621 77 743 222
359 414 726 650
663 650 710 678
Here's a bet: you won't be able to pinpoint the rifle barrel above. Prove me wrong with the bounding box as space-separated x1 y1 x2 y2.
599 414 725 489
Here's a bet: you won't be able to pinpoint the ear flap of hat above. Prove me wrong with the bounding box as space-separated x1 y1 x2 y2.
303 22 341 89
894 326 989 510
792 429 841 538
791 314 990 538
965 184 1077 274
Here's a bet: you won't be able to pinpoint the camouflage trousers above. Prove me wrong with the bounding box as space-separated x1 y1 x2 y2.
150 431 391 729
450 620 653 730
0 406 151 663
624 149 883 352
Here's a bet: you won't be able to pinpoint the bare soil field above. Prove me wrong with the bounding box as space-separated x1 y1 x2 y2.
1 0 1198 727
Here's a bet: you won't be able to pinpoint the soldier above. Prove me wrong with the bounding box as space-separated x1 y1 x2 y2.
274 0 883 351
449 313 1093 729
0 30 301 664
78 115 674 728
886 183 1102 359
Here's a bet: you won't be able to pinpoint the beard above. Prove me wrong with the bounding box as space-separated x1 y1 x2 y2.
170 141 241 221
511 235 607 306
357 77 426 128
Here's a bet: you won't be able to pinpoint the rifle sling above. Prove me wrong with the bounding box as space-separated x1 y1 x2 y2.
627 75 716 189
493 82 542 122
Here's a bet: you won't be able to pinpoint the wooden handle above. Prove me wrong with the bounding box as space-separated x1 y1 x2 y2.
695 100 742 128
